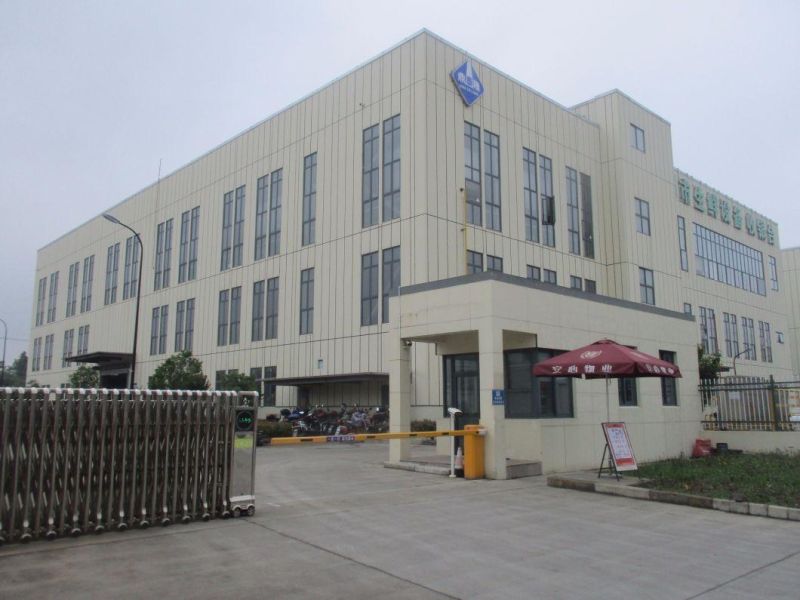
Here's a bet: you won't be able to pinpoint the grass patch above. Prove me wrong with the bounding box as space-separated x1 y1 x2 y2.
635 452 800 508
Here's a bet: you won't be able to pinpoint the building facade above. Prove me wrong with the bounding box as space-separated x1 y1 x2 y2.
782 247 800 376
28 31 795 473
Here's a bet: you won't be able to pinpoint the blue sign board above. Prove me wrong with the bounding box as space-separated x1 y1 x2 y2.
451 61 484 107
492 389 505 406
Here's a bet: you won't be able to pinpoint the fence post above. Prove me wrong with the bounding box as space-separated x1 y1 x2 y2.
769 375 779 432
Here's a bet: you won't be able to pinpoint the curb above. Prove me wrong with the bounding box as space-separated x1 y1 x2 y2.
547 475 800 521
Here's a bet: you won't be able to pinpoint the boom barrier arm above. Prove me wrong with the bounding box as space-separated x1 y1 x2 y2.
268 429 480 445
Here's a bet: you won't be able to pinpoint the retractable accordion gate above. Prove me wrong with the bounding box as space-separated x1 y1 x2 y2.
0 388 258 545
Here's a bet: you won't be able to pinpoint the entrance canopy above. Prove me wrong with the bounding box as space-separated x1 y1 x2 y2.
259 372 388 387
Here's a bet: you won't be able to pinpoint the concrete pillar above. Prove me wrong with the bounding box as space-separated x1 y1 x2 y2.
479 323 507 479
388 329 412 463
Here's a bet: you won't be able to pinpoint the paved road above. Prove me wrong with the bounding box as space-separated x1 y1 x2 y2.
1 442 798 599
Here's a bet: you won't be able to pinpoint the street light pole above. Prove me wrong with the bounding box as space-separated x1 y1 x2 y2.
732 347 750 376
103 214 143 389
0 317 7 386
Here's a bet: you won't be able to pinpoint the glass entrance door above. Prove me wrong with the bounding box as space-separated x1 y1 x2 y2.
443 353 480 426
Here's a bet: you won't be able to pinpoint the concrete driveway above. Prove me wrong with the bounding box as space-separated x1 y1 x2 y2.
1 442 798 599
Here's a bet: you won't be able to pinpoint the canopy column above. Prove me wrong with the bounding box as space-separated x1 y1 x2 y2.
479 324 507 480
388 327 412 464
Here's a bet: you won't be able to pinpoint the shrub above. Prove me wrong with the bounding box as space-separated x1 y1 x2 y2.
257 420 293 439
411 419 436 432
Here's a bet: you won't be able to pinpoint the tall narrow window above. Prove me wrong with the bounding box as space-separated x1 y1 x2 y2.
580 173 594 259
62 328 74 368
723 313 740 358
635 198 651 235
659 350 678 406
252 280 265 341
300 268 314 335
467 250 483 274
32 337 41 371
123 236 140 300
523 149 538 243
254 175 269 259
302 153 317 245
76 325 89 354
232 186 245 267
759 321 772 363
630 124 645 152
176 298 195 351
184 298 195 351
769 256 779 291
540 155 555 247
175 300 185 351
639 267 655 305
362 124 380 227
179 209 190 282
217 289 229 346
35 277 47 326
265 277 279 339
154 218 174 290
699 307 718 354
464 122 482 226
80 255 94 313
382 115 400 221
66 262 79 317
158 305 168 355
229 286 241 345
268 171 282 256
566 167 580 254
105 243 120 304
487 255 503 272
220 191 233 271
484 130 501 231
741 317 756 359
677 216 688 271
43 334 54 370
150 307 161 355
179 206 199 282
188 207 199 280
361 252 379 326
47 271 59 323
264 366 277 407
382 246 400 323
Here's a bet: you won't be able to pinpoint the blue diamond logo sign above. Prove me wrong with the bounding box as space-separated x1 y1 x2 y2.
451 61 484 107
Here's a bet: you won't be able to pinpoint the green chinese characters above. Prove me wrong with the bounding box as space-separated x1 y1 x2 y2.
745 212 756 235
678 178 691 204
732 204 743 229
693 186 705 211
719 199 731 223
706 192 718 218
767 224 775 245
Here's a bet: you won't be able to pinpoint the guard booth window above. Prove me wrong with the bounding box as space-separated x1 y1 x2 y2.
504 349 573 418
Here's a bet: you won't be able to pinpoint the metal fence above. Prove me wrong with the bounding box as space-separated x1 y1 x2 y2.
0 387 257 545
700 376 800 432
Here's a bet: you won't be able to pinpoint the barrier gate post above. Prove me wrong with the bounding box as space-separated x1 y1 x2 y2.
230 394 257 517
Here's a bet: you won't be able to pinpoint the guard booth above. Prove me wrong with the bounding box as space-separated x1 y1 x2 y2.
0 387 257 545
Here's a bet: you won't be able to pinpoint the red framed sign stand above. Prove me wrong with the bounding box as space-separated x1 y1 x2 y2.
598 422 638 480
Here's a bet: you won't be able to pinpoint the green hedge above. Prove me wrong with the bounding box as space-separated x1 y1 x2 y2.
257 420 293 439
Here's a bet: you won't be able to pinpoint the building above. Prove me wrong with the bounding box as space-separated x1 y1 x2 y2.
29 30 795 476
782 247 800 376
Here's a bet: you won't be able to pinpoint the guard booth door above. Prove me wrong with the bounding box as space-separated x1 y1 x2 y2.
443 354 480 450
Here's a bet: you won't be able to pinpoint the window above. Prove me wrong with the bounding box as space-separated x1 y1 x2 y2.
699 307 718 354
302 153 317 245
251 366 277 407
154 218 173 290
233 186 245 267
184 299 195 351
123 236 140 300
630 123 645 152
175 300 185 351
464 122 482 226
46 272 59 323
584 279 597 294
540 156 555 247
268 171 282 256
66 262 79 317
382 246 400 323
683 302 692 316
635 198 650 236
76 325 89 355
523 149 538 243
694 223 765 296
62 329 74 368
527 265 541 281
543 269 557 285
150 305 168 355
580 173 595 259
216 287 241 346
677 216 688 271
35 277 46 326
741 317 756 360
566 167 580 254
252 281 265 341
618 378 638 406
265 277 279 339
487 255 503 273
178 206 199 282
383 115 400 221
484 130 501 230
104 243 120 305
80 255 94 313
639 267 655 305
570 276 582 290
221 186 245 270
362 124 380 227
43 334 54 370
467 250 483 274
723 313 740 358
659 350 678 406
217 290 229 346
361 252 379 326
230 286 241 345
777 331 784 344
300 268 314 335
254 175 269 259
32 337 41 372
759 321 772 363
220 191 233 270
769 256 779 291
505 349 573 418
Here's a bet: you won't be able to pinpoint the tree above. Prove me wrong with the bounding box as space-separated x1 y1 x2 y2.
148 351 209 390
697 345 723 380
1 351 27 386
69 365 100 388
216 371 258 392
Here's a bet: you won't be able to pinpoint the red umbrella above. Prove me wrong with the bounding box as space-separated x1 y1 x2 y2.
533 339 681 420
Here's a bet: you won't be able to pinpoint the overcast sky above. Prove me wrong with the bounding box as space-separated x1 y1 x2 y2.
1 0 798 363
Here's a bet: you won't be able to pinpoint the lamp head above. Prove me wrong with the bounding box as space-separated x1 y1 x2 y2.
103 213 121 225
447 407 463 416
